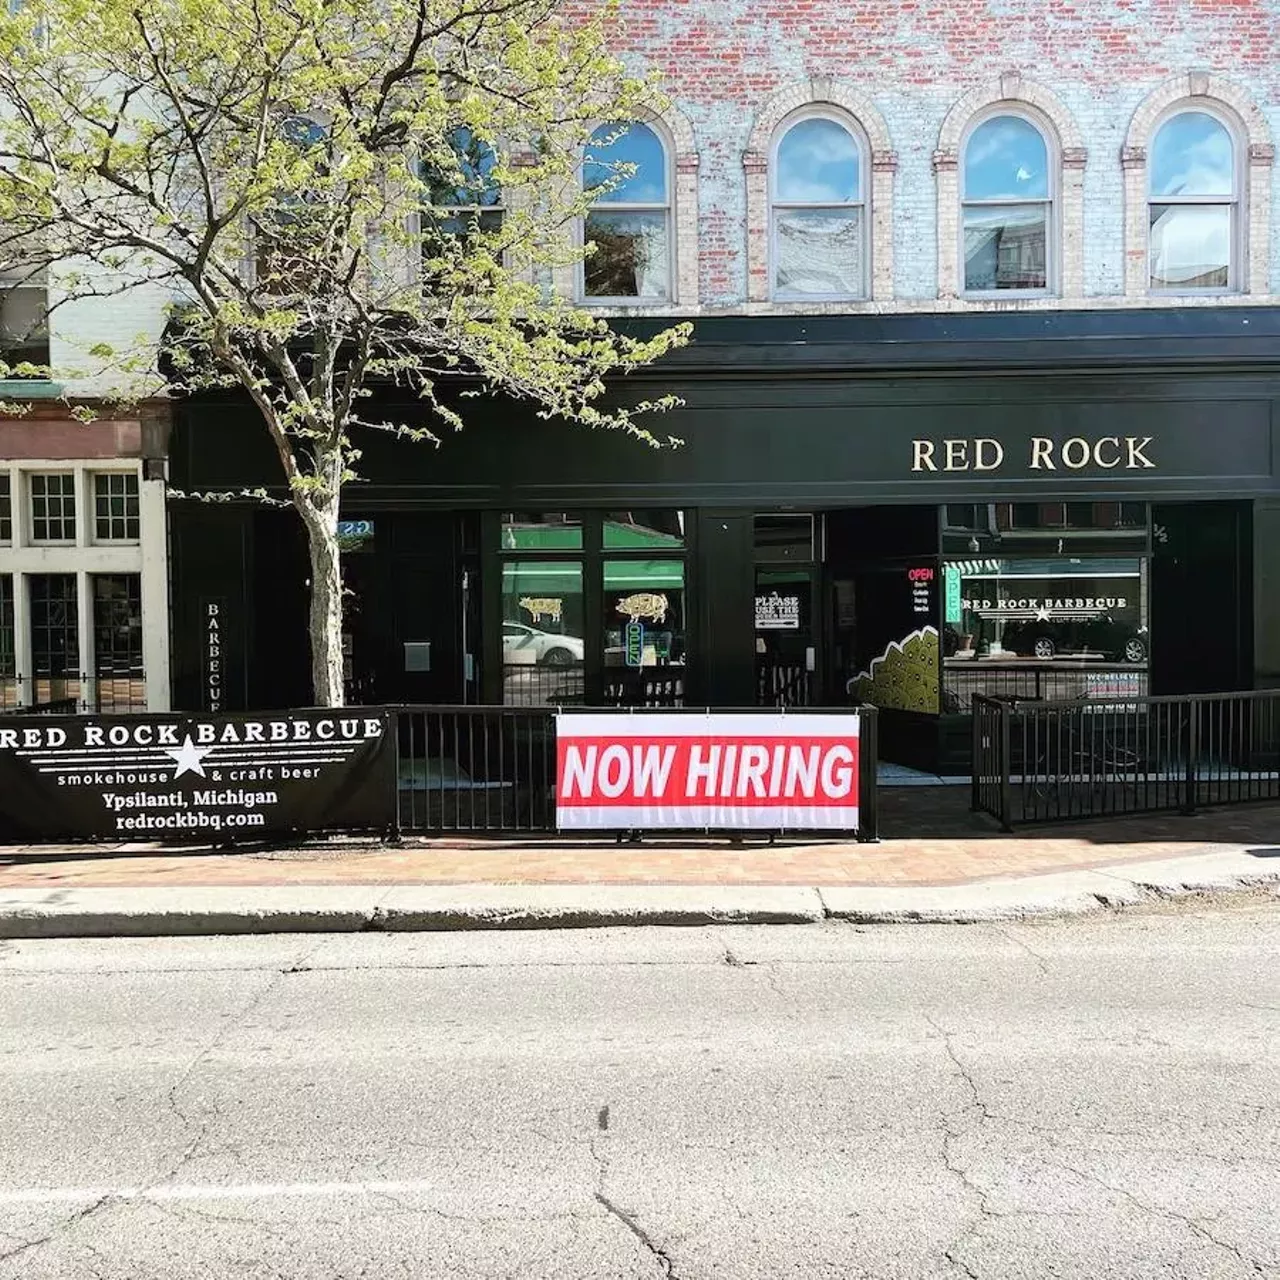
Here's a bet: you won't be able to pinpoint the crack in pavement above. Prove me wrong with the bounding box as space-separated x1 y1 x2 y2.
594 1193 678 1279
1052 1159 1268 1275
591 1105 680 1279
994 925 1051 977
926 1016 1003 1279
0 1192 114 1269
155 968 290 1193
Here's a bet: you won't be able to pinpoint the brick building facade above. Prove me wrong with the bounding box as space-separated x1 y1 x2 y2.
579 0 1280 311
8 0 1280 739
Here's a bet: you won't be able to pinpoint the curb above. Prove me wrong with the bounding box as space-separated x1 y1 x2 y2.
0 856 1276 938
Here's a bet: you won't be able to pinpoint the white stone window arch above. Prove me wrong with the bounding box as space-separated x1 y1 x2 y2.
959 109 1056 296
934 73 1086 300
1122 73 1273 297
744 79 896 304
769 109 869 301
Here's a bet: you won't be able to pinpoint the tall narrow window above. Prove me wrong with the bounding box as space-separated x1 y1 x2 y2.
0 473 11 543
29 472 76 543
582 122 671 302
1149 111 1235 292
962 115 1051 293
771 116 865 299
256 115 328 293
0 267 50 374
93 574 145 712
421 126 503 260
29 573 78 684
0 575 13 683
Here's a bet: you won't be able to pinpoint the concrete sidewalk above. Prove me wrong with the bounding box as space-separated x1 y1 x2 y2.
1 796 1277 936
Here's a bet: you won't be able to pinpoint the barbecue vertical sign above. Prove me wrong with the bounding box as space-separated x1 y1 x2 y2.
555 712 862 831
0 710 396 841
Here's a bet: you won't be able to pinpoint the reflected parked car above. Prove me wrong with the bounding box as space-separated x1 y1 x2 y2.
1002 616 1148 664
502 622 584 666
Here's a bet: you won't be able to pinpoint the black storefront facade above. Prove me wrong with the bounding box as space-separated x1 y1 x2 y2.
166 309 1280 774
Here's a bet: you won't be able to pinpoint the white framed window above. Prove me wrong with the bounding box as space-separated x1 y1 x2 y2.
0 473 10 543
770 112 867 301
580 121 671 304
28 472 76 544
961 113 1054 295
92 471 140 543
1148 110 1237 293
420 125 504 277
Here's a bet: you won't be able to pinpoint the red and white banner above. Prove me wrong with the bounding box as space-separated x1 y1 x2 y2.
555 712 861 831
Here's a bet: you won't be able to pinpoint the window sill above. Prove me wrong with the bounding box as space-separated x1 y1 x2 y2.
0 380 63 399
578 297 673 308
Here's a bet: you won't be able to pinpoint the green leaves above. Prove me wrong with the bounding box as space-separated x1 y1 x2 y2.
0 0 687 701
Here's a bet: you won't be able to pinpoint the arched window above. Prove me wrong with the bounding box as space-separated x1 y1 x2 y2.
256 114 329 290
1148 111 1235 292
582 122 670 303
961 114 1052 294
770 114 865 299
422 125 503 241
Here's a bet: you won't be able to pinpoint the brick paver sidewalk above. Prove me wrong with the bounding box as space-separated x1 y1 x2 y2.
1 790 1277 890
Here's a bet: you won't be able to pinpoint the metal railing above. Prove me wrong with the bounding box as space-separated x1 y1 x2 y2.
972 689 1280 828
396 704 558 833
394 703 877 839
756 661 813 708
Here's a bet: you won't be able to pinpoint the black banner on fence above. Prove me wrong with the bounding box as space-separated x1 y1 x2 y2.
0 710 395 842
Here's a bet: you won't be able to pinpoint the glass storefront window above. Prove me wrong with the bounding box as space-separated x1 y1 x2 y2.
501 561 584 705
603 559 685 704
499 513 583 551
942 502 1149 555
942 556 1150 710
603 510 685 549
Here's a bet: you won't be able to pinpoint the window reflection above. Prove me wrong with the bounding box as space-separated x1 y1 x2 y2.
963 116 1049 200
962 115 1051 293
1148 112 1235 291
603 559 685 706
603 510 685 548
501 561 583 705
499 513 583 551
941 558 1150 710
1150 112 1233 197
772 116 865 299
583 123 670 301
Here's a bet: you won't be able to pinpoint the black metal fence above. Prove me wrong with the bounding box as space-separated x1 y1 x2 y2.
972 689 1280 828
395 704 877 840
396 705 558 834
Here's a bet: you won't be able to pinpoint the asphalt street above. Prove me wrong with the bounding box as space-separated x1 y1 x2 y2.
0 900 1277 1279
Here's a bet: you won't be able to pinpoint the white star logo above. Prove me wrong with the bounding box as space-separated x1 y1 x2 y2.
165 735 211 779
1035 606 1052 622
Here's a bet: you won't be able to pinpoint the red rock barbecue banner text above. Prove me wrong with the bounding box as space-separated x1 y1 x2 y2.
555 712 861 831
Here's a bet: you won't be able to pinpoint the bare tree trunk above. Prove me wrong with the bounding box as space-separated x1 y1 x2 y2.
297 479 345 709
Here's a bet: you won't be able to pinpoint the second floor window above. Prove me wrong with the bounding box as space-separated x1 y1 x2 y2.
29 473 75 543
0 268 50 374
93 472 140 543
771 115 866 300
962 115 1052 294
256 115 329 292
582 122 671 303
1149 111 1235 292
0 474 10 543
421 126 504 261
